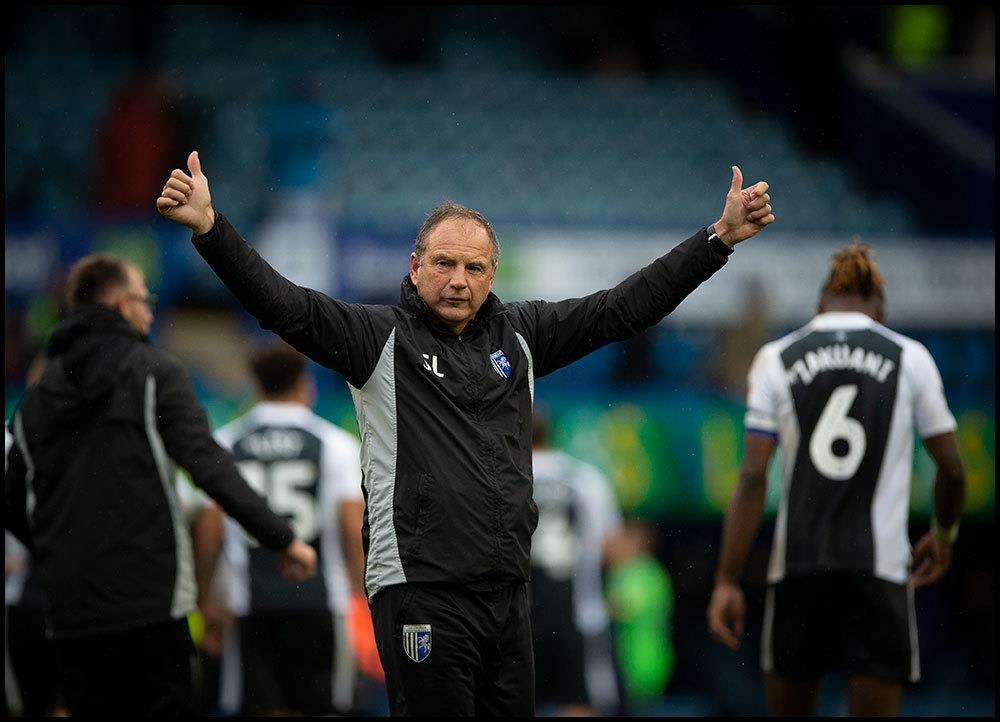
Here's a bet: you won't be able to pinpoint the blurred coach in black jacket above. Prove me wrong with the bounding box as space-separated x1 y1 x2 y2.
4 255 318 717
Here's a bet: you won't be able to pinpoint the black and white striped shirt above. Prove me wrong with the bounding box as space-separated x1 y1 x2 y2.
745 312 956 584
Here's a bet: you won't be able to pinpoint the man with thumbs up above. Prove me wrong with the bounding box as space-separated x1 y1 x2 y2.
157 152 774 717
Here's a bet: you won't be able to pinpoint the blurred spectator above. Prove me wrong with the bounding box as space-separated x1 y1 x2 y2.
93 68 198 215
708 277 771 398
530 407 626 716
605 520 675 712
266 81 340 193
888 5 950 69
5 525 66 720
4 364 66 718
966 6 994 66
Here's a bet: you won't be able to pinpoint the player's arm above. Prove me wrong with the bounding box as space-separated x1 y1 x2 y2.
708 343 780 650
175 473 224 606
910 431 965 588
510 167 775 377
155 152 384 388
325 433 366 594
907 342 965 589
708 431 777 650
328 436 384 679
338 499 366 595
152 354 315 581
189 500 229 658
192 503 225 607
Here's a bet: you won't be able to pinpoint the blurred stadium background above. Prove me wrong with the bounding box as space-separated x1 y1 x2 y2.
5 5 994 716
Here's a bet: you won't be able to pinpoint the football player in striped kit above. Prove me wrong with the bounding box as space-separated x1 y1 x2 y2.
204 343 367 716
529 410 625 716
708 244 966 716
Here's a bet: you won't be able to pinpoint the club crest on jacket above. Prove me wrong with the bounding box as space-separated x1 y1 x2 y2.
490 350 512 379
403 624 432 663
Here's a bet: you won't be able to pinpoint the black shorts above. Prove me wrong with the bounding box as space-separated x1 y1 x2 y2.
55 617 197 717
761 574 919 684
220 610 354 715
534 623 622 714
370 582 534 717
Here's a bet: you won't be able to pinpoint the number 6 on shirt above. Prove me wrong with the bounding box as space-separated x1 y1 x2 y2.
808 384 867 481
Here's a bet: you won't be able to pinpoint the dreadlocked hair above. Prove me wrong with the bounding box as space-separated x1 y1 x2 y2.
821 242 886 301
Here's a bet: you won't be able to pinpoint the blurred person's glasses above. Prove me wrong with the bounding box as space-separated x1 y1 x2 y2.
126 293 158 309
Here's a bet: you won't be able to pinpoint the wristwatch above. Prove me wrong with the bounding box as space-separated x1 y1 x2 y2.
707 225 735 256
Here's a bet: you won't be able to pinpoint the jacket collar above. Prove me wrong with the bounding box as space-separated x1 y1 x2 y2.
36 305 145 424
47 304 144 357
399 275 506 337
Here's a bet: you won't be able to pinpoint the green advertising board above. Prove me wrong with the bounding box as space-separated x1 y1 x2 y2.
6 386 994 521
545 391 994 520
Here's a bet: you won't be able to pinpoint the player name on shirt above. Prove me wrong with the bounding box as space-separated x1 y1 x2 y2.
241 428 306 460
785 343 896 387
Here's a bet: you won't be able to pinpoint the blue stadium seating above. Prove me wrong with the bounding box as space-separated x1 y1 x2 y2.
6 7 917 234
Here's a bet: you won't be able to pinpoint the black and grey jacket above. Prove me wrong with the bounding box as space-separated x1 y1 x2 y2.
191 214 733 601
4 306 294 638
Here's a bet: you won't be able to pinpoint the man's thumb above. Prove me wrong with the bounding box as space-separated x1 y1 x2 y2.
730 165 743 193
187 150 202 177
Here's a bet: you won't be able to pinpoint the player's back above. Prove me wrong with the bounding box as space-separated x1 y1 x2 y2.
530 448 621 636
530 447 623 714
746 312 956 584
216 401 361 616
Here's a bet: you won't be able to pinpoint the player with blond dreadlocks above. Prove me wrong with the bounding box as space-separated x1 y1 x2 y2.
707 243 966 716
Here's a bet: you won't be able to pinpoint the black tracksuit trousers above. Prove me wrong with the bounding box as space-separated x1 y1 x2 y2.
56 618 197 717
371 582 534 717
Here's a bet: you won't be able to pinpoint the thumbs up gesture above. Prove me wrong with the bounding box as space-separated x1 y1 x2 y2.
711 165 775 247
156 151 216 235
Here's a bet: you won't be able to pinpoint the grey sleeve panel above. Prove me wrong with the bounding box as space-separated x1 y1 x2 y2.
143 374 197 619
348 328 406 600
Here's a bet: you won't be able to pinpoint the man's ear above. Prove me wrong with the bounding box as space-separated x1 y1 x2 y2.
106 291 128 319
409 253 420 284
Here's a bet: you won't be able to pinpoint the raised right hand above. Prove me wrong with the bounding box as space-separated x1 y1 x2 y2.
712 165 774 247
707 580 746 650
156 150 216 235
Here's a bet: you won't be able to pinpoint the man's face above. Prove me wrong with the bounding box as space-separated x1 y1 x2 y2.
116 265 155 336
409 217 495 334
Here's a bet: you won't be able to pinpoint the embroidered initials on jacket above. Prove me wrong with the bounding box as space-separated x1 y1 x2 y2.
422 354 444 378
